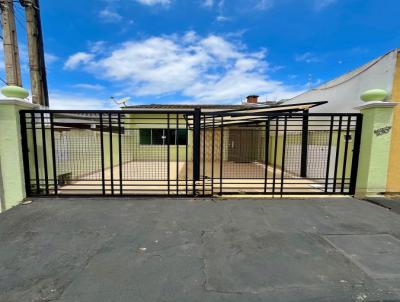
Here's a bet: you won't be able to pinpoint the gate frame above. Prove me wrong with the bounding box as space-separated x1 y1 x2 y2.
19 109 363 198
197 111 363 196
20 109 197 197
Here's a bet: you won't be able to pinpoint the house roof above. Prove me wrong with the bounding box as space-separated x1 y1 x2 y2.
34 101 327 129
284 48 400 113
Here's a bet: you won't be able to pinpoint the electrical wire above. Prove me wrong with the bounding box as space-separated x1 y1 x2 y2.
0 76 8 85
13 5 27 33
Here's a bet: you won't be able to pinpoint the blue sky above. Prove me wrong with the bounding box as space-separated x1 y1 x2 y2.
3 0 400 109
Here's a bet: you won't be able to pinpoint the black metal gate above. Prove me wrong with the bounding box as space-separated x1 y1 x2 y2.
20 109 362 197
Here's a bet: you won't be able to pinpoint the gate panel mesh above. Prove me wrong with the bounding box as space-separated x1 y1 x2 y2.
20 110 361 196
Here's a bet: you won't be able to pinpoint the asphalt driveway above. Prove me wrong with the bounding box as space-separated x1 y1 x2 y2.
1 197 400 301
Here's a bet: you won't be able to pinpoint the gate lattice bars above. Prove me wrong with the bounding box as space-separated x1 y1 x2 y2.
194 111 362 196
20 110 195 196
20 109 362 197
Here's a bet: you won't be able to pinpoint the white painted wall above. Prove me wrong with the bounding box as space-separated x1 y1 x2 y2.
285 49 398 113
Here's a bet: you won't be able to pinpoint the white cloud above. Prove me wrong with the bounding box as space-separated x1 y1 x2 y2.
45 53 58 65
182 31 198 43
314 0 336 10
135 0 171 6
64 33 302 103
256 0 273 10
73 83 105 91
294 52 321 63
204 0 272 11
99 8 123 23
216 15 230 22
64 52 94 70
88 41 107 53
202 0 214 7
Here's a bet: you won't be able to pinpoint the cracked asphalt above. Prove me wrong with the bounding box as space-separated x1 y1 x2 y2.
1 197 400 301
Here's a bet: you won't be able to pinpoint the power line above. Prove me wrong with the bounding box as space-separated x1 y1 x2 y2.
0 76 8 84
12 3 26 33
13 9 26 32
13 2 24 12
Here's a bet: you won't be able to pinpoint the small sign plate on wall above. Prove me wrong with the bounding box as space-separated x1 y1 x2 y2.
374 126 392 136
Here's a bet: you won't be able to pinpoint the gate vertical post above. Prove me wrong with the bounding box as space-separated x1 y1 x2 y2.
355 101 397 197
300 110 309 178
99 114 106 195
117 113 123 195
192 108 201 184
49 112 58 195
349 114 363 195
0 98 39 212
263 117 270 193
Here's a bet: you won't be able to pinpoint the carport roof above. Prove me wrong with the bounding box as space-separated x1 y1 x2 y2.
124 104 247 110
186 101 327 127
124 101 326 113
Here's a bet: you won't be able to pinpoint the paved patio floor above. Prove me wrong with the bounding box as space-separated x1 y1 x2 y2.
58 161 320 195
1 197 400 301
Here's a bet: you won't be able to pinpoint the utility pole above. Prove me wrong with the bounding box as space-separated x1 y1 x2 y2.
0 0 22 86
19 0 48 106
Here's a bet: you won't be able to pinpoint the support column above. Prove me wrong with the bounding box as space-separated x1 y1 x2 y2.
355 101 397 197
0 98 38 211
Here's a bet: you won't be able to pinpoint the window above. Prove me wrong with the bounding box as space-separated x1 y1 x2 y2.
139 129 151 145
177 129 187 145
139 129 187 146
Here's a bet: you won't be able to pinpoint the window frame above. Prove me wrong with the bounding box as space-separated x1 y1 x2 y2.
139 128 188 146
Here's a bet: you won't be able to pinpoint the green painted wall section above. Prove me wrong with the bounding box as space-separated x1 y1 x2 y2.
26 129 121 190
356 105 395 196
26 128 54 185
0 102 37 211
103 132 121 170
125 113 193 161
267 131 355 180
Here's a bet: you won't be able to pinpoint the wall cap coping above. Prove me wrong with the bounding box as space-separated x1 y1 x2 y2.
0 97 40 109
354 101 398 111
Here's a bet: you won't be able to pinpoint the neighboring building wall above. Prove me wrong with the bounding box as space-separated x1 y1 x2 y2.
387 51 400 193
26 128 120 191
267 131 354 180
285 50 398 113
